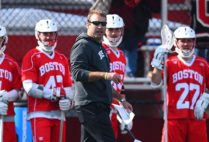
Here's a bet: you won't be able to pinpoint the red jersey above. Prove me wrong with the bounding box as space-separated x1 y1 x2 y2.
166 55 209 119
102 43 126 93
103 43 127 139
21 48 72 113
0 54 22 116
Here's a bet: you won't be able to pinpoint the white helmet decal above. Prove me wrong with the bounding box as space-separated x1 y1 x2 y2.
0 26 8 55
174 26 196 58
35 19 58 52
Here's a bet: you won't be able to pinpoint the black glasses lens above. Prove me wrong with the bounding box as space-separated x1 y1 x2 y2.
90 21 106 26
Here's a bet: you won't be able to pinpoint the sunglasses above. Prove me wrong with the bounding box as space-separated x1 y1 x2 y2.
88 20 107 26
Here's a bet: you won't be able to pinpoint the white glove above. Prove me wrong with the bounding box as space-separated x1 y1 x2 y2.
120 120 133 134
59 98 74 111
0 90 8 103
194 93 209 120
0 102 8 115
43 87 66 102
151 45 169 70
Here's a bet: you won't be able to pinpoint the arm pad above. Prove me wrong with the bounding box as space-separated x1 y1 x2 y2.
23 80 53 99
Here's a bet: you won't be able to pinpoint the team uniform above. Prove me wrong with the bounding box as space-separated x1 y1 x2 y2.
161 55 209 142
0 54 22 142
22 47 72 142
102 43 126 138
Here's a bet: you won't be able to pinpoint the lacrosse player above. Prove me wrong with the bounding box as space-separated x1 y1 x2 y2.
102 14 133 139
150 26 209 142
21 19 74 142
0 26 22 142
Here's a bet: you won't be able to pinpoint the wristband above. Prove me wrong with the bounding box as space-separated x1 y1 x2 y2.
104 72 108 80
120 98 126 102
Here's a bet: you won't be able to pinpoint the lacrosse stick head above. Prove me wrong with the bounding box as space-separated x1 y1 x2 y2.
161 25 174 51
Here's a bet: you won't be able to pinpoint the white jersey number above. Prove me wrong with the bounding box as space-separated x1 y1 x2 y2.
176 83 200 110
45 75 63 89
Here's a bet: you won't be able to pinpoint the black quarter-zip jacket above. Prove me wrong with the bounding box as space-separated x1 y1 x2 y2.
70 33 112 106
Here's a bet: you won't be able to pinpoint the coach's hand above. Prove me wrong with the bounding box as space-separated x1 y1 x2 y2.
104 72 121 84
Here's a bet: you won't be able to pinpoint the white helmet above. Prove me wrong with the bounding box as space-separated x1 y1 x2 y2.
104 14 124 48
106 14 124 28
174 26 196 58
0 26 8 55
35 19 58 52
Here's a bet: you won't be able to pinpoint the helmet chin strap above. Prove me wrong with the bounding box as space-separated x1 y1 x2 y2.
103 36 123 48
37 40 57 53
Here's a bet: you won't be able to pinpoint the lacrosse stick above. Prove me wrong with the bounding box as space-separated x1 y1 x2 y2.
59 111 65 142
59 95 67 142
125 126 142 142
0 115 3 142
161 24 173 142
113 104 142 142
161 25 174 52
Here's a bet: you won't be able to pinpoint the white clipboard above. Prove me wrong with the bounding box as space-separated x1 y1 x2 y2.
112 104 135 125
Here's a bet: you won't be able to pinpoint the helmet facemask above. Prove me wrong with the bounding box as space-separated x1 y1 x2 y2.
0 37 7 55
173 26 196 59
103 29 123 48
175 43 195 58
0 26 8 55
36 31 57 53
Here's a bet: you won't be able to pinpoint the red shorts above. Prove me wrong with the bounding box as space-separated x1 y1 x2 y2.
3 122 17 142
31 118 66 142
111 112 119 139
161 119 207 142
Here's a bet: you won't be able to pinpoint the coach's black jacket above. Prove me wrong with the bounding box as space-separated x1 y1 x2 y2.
70 33 112 106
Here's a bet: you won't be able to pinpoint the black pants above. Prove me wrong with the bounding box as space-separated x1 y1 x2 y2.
76 103 116 142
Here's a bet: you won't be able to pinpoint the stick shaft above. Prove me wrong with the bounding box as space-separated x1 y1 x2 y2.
127 128 136 140
59 112 65 142
0 115 3 142
163 54 168 142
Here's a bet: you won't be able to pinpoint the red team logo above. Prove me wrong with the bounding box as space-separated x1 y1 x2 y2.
196 0 209 27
